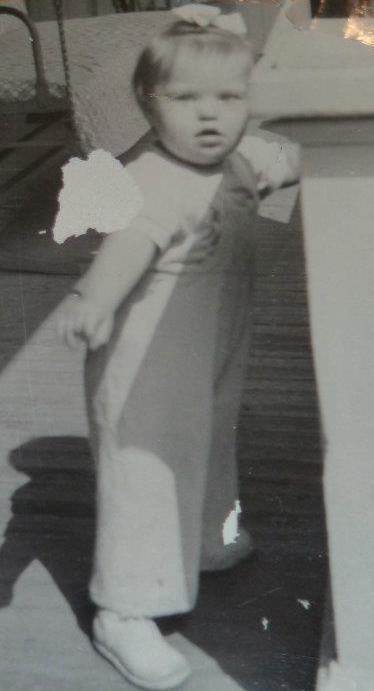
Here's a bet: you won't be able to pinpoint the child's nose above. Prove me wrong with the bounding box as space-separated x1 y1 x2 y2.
197 96 218 120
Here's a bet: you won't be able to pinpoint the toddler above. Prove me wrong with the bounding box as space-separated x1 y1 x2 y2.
57 5 299 690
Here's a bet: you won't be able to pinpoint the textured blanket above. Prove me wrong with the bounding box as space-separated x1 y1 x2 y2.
0 12 172 155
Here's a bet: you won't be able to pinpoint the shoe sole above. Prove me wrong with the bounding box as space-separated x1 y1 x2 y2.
94 639 191 691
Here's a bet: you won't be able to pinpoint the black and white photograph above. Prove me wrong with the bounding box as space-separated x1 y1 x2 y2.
1 0 373 689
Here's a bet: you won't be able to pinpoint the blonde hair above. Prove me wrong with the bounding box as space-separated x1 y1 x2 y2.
132 20 253 114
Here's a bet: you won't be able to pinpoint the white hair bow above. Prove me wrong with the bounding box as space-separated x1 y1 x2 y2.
172 3 247 35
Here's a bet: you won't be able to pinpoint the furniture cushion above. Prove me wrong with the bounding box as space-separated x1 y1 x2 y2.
0 12 172 155
0 1 27 35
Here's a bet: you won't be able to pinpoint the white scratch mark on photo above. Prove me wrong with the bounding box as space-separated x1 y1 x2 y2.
222 500 242 545
297 599 311 610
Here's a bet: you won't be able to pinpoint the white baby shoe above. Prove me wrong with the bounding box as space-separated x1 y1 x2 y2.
200 528 255 572
93 610 191 690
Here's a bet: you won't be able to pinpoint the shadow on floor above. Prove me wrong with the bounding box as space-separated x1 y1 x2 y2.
0 436 96 636
1 435 328 690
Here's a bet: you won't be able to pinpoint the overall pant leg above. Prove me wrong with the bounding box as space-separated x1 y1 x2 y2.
201 273 254 555
86 271 220 618
200 152 258 556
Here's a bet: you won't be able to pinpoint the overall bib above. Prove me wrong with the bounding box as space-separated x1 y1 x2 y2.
85 151 258 617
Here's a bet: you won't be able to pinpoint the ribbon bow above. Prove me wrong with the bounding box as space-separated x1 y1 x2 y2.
172 3 247 35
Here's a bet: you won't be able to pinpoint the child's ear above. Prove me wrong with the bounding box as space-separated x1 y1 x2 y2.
134 84 149 115
143 105 157 128
135 88 156 125
245 78 252 112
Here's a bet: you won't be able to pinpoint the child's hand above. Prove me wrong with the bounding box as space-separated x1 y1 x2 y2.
257 173 272 193
239 136 300 193
262 142 300 192
57 294 114 350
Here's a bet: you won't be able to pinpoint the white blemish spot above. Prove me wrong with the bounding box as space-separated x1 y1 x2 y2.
222 500 242 545
297 599 311 610
38 229 47 235
262 618 269 631
52 149 143 244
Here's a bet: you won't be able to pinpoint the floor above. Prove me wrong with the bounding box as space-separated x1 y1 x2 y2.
0 113 328 691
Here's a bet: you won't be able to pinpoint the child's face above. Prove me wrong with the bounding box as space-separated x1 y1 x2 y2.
149 52 251 167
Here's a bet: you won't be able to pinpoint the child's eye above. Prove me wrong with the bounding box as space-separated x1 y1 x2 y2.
172 93 197 102
219 92 243 101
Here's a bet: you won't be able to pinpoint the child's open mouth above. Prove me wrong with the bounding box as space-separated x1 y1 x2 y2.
196 130 224 147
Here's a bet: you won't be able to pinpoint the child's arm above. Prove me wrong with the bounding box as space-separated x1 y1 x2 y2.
258 140 300 191
58 229 156 350
238 135 301 192
76 228 156 312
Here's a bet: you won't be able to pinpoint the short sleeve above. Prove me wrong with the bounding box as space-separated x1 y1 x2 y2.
125 152 180 252
126 214 177 253
52 148 185 252
237 135 300 190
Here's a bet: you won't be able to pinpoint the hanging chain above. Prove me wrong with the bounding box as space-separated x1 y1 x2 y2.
52 0 83 153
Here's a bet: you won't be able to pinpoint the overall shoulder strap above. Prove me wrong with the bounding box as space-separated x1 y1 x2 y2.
223 151 259 202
